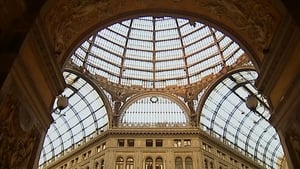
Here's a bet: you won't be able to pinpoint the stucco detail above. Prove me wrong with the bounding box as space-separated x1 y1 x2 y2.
42 0 280 67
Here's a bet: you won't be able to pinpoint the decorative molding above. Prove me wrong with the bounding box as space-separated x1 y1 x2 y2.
43 0 280 67
200 0 279 56
30 19 66 97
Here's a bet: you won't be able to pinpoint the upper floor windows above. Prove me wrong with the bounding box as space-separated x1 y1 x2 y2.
174 139 191 147
127 139 135 147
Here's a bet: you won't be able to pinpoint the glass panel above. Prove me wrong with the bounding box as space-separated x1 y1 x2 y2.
70 16 245 88
175 157 183 169
39 71 108 165
199 70 284 169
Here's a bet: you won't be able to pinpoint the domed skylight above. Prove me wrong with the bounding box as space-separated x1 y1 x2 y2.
200 70 283 169
70 16 244 88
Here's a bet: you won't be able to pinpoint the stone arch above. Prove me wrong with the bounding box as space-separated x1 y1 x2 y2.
40 0 280 70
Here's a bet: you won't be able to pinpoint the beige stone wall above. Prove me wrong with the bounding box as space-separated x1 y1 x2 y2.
41 129 263 169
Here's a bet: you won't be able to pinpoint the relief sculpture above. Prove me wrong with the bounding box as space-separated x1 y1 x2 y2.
0 93 39 169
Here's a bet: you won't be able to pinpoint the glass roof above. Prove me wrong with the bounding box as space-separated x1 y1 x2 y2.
40 16 284 169
39 71 108 165
70 16 244 88
120 96 188 127
200 70 283 169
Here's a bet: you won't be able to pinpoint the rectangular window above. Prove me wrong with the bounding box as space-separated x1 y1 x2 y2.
97 145 101 152
156 139 163 147
83 153 87 160
118 139 125 147
174 139 182 147
146 139 153 147
128 139 134 147
183 139 191 146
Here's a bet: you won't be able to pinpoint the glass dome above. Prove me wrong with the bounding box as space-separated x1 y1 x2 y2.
120 96 188 127
70 16 244 88
200 70 283 169
39 71 109 165
40 16 284 169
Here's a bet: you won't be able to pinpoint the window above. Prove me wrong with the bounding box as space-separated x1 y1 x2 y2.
217 150 226 160
116 157 124 169
102 143 106 150
145 157 153 169
126 157 134 169
128 139 134 147
156 139 163 147
155 157 163 169
204 159 208 169
95 161 100 169
183 139 191 146
203 156 214 169
219 163 228 169
146 139 153 147
202 142 212 152
230 157 238 165
97 145 101 152
118 139 125 147
100 159 104 169
174 139 182 147
175 157 183 169
83 153 87 160
185 157 193 169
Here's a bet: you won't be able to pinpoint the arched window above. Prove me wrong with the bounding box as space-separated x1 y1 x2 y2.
116 157 124 169
175 157 183 169
95 161 100 169
155 157 163 169
101 159 104 169
185 157 193 169
145 157 153 169
204 159 208 169
126 157 134 169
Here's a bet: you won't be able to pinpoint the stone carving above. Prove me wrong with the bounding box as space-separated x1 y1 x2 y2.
0 93 39 169
201 0 277 52
45 0 113 57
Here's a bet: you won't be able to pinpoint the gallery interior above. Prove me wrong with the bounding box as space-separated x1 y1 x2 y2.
0 1 299 169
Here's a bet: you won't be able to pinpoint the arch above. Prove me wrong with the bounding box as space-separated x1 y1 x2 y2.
175 157 183 169
119 94 190 126
116 156 124 169
155 157 164 169
196 67 255 124
185 157 193 169
198 69 284 169
119 92 190 116
126 157 134 169
41 0 281 71
145 157 153 169
39 71 109 165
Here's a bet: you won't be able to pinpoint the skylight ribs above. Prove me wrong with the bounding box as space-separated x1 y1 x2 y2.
175 18 190 85
70 17 247 88
152 16 156 88
119 19 132 84
209 27 226 67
